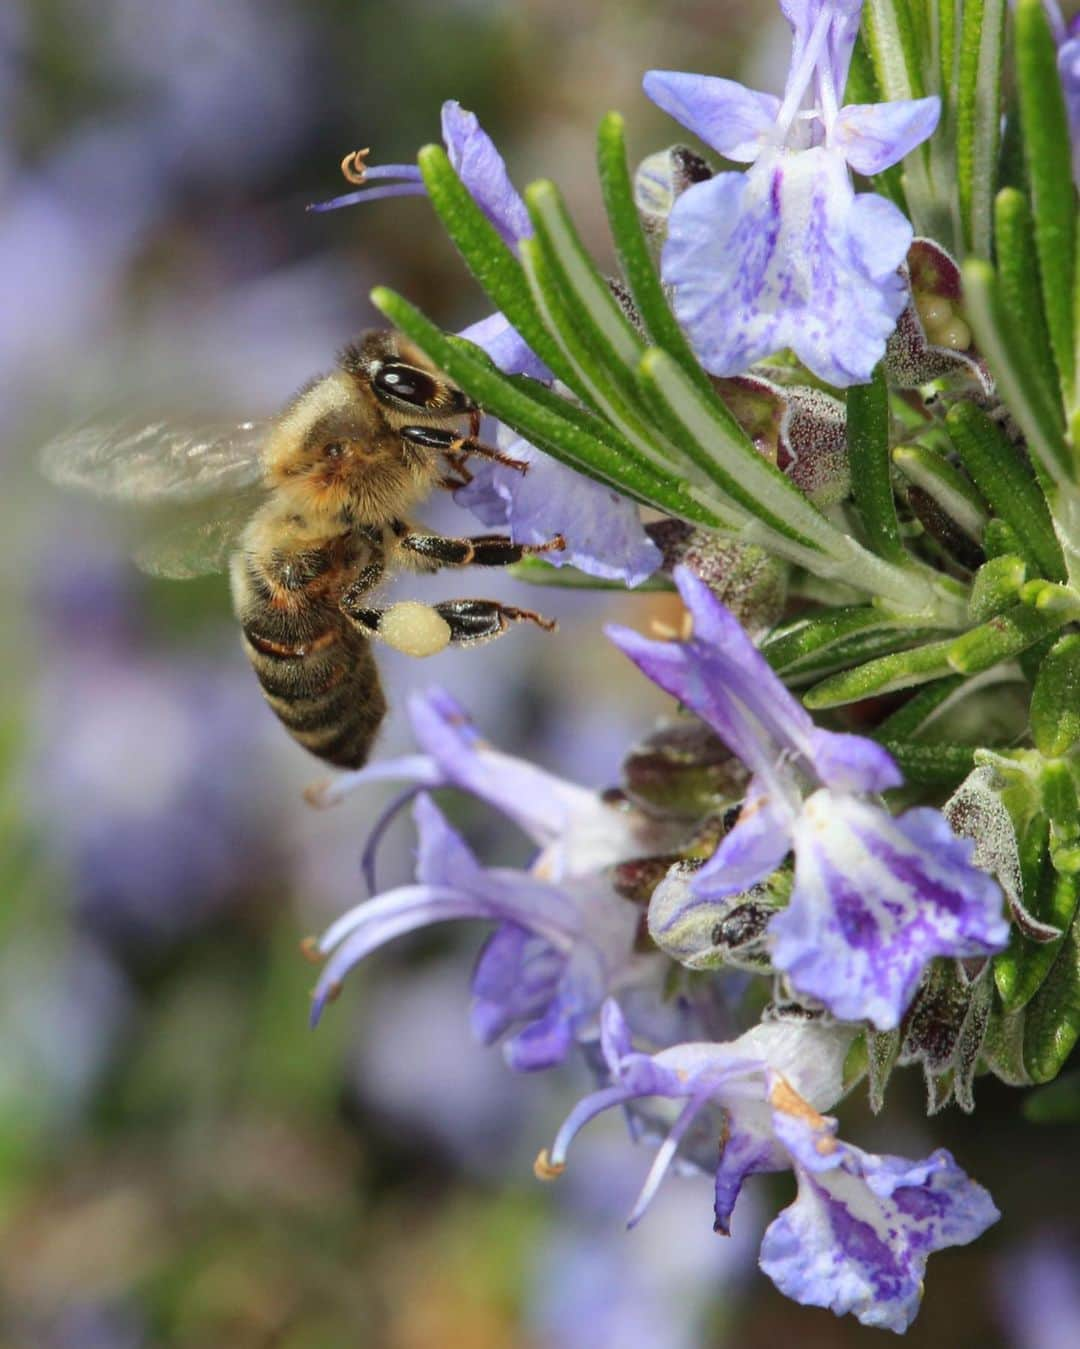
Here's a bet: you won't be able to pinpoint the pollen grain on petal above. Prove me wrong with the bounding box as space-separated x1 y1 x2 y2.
769 1074 827 1129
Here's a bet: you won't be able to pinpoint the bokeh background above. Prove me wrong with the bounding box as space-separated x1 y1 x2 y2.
2 2 1079 1345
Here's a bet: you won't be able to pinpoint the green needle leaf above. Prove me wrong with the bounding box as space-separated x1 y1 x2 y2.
962 259 1070 485
873 674 967 738
956 0 1005 257
1023 908 1080 1082
996 821 1080 1011
945 401 1066 581
994 188 1061 417
416 144 573 390
803 638 957 708
893 444 990 542
762 607 905 671
876 740 977 784
945 601 1068 674
595 112 718 399
634 348 828 555
848 365 906 564
372 287 725 528
524 179 646 405
635 349 940 615
1015 0 1077 409
1031 633 1080 757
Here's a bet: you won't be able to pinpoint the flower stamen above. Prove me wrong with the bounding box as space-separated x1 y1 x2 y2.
340 147 370 184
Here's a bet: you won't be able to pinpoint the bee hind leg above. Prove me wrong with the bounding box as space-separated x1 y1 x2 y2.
342 596 556 656
433 598 557 646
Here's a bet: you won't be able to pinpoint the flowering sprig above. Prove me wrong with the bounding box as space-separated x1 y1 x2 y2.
536 1000 999 1332
643 0 939 385
609 568 1009 1030
304 0 1080 1330
306 689 688 1069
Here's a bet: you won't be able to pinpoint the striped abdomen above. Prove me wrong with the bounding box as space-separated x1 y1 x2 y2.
230 536 387 769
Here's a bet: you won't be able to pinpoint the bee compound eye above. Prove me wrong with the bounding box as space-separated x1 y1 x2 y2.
374 363 438 408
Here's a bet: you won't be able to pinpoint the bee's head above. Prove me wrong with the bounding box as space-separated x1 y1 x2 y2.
264 331 472 525
339 330 474 428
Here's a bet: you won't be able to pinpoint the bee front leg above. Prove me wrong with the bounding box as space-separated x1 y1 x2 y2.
399 425 531 484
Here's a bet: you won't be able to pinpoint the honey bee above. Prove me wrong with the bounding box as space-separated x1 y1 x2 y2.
42 331 563 768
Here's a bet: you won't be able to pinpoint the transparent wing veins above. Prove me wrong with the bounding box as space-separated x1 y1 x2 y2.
40 417 269 504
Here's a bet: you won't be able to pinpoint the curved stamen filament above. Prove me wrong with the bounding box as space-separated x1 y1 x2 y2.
341 148 371 183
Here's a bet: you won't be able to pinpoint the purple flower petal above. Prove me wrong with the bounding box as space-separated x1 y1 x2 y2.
692 785 793 898
807 728 902 793
762 1104 999 1332
470 924 565 1044
770 792 1008 1029
834 97 941 175
458 310 553 381
455 433 661 586
505 1001 576 1071
662 146 912 387
1060 34 1080 188
643 70 781 162
713 1112 786 1234
403 687 622 872
441 100 531 248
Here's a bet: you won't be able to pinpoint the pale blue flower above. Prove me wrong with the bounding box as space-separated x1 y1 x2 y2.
607 568 1008 1029
644 0 940 386
307 689 674 1069
309 792 650 1071
539 999 999 1332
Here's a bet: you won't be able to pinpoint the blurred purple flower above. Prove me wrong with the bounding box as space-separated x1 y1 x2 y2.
0 935 131 1127
608 568 1008 1029
527 1131 759 1349
644 0 939 385
998 1230 1080 1349
539 999 998 1332
30 545 279 952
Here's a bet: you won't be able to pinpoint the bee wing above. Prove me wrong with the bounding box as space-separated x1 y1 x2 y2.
130 490 265 580
39 417 269 504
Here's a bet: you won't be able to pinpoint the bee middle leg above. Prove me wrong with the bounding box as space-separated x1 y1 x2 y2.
395 523 565 569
